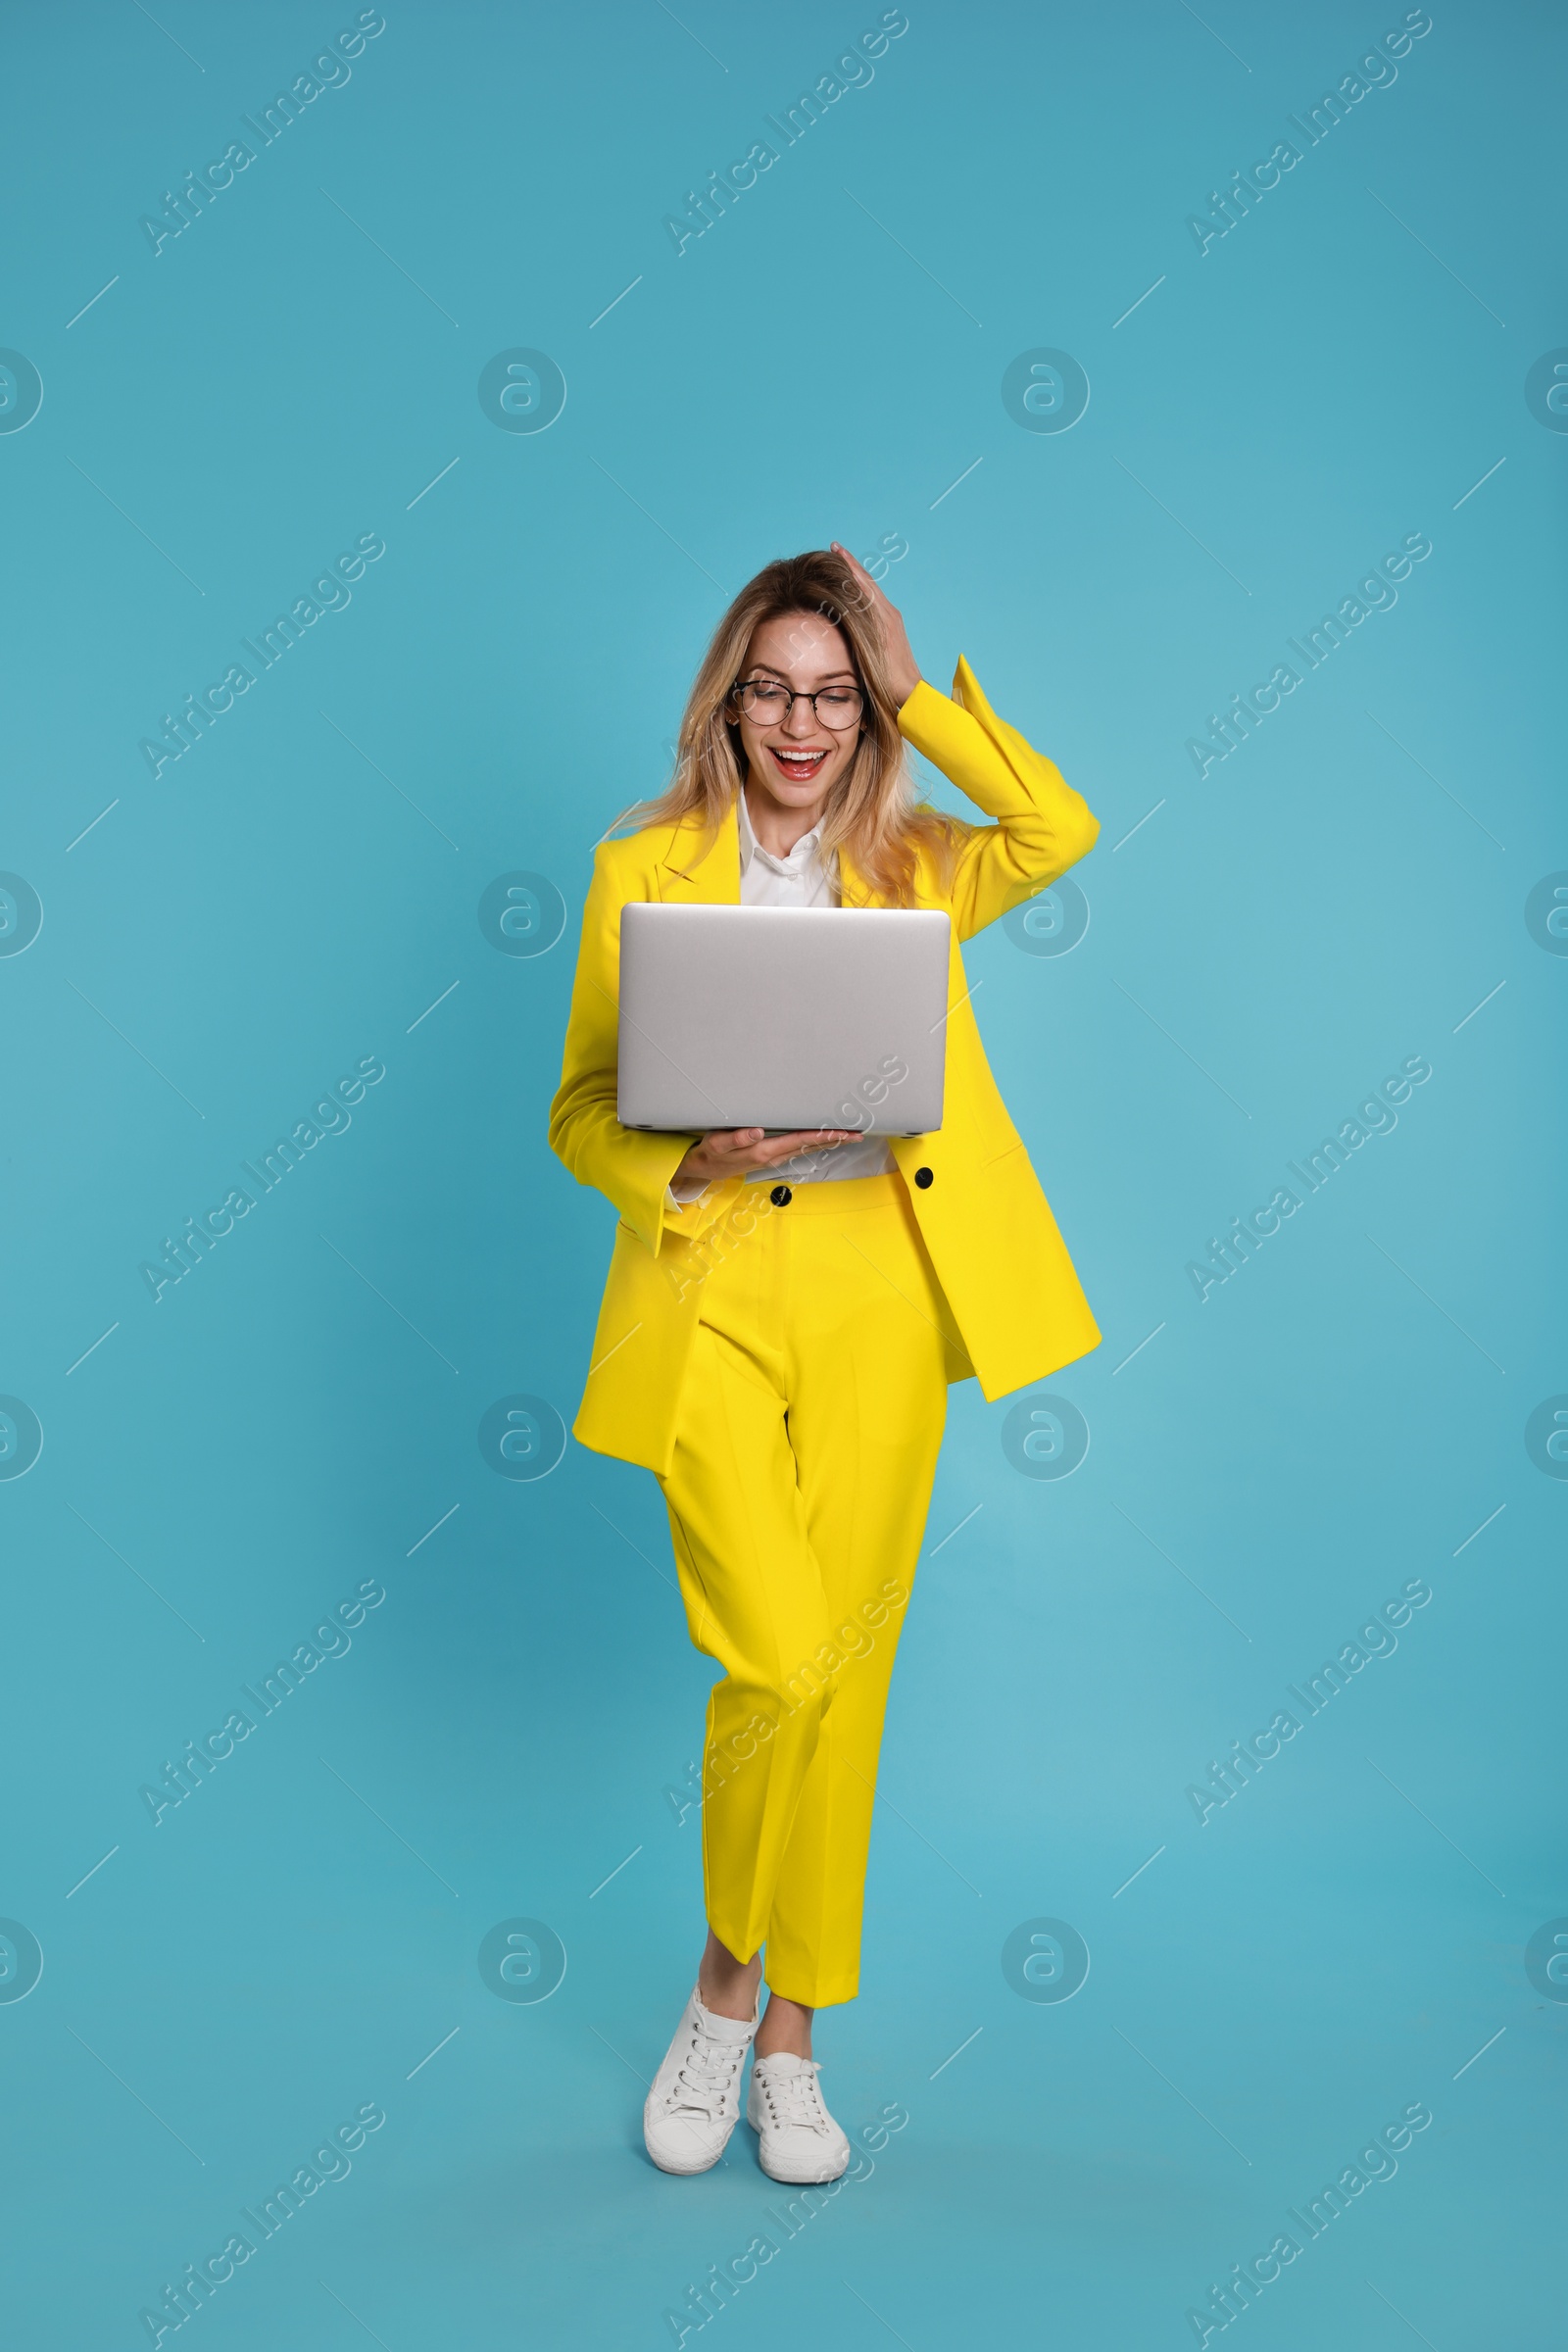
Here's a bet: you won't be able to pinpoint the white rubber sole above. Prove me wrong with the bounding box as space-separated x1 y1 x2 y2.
746 2086 851 2184
643 2109 736 2176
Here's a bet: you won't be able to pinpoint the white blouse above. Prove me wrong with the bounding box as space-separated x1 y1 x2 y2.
666 787 898 1204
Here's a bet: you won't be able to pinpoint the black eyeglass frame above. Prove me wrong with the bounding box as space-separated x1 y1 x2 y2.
729 677 866 731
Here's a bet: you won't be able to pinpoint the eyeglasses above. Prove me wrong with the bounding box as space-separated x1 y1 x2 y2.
731 678 864 731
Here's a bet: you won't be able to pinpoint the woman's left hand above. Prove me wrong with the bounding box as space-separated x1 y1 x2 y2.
831 542 923 709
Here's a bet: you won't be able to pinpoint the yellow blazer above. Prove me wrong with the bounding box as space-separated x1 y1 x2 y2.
549 659 1102 1475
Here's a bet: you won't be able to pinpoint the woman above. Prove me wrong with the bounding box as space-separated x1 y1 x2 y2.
549 545 1101 2184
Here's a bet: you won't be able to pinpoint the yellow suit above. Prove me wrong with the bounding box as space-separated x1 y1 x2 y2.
549 662 1101 2004
550 660 1102 1479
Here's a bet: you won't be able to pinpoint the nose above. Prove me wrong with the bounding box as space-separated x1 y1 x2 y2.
782 695 820 739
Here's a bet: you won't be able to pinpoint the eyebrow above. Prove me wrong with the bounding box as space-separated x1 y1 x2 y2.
746 662 858 683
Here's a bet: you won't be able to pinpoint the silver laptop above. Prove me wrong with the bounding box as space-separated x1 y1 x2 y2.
617 903 950 1135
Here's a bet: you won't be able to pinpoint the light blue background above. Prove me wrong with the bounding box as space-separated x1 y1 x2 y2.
1 3 1562 2345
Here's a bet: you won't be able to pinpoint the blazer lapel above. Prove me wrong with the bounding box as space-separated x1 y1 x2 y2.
652 806 899 917
656 804 741 904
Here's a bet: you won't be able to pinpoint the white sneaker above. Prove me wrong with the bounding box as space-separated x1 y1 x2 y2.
643 1984 759 2175
747 2052 851 2183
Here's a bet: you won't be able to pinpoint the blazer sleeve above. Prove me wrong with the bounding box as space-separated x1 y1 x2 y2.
897 657 1099 941
547 841 697 1256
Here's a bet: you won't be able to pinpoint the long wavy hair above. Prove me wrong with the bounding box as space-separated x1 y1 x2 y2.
624 550 967 907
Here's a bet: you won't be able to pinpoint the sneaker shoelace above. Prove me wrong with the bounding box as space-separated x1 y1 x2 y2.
662 2023 744 2121
759 2061 830 2135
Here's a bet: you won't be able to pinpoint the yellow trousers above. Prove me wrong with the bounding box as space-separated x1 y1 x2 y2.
657 1171 957 2008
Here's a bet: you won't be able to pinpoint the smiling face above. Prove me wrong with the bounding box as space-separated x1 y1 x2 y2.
730 610 864 819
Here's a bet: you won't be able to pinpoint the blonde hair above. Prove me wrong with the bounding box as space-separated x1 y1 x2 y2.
624 550 967 906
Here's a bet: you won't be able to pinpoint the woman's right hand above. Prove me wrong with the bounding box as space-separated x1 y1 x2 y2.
673 1127 861 1188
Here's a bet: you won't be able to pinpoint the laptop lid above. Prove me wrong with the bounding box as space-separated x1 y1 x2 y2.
616 902 950 1135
